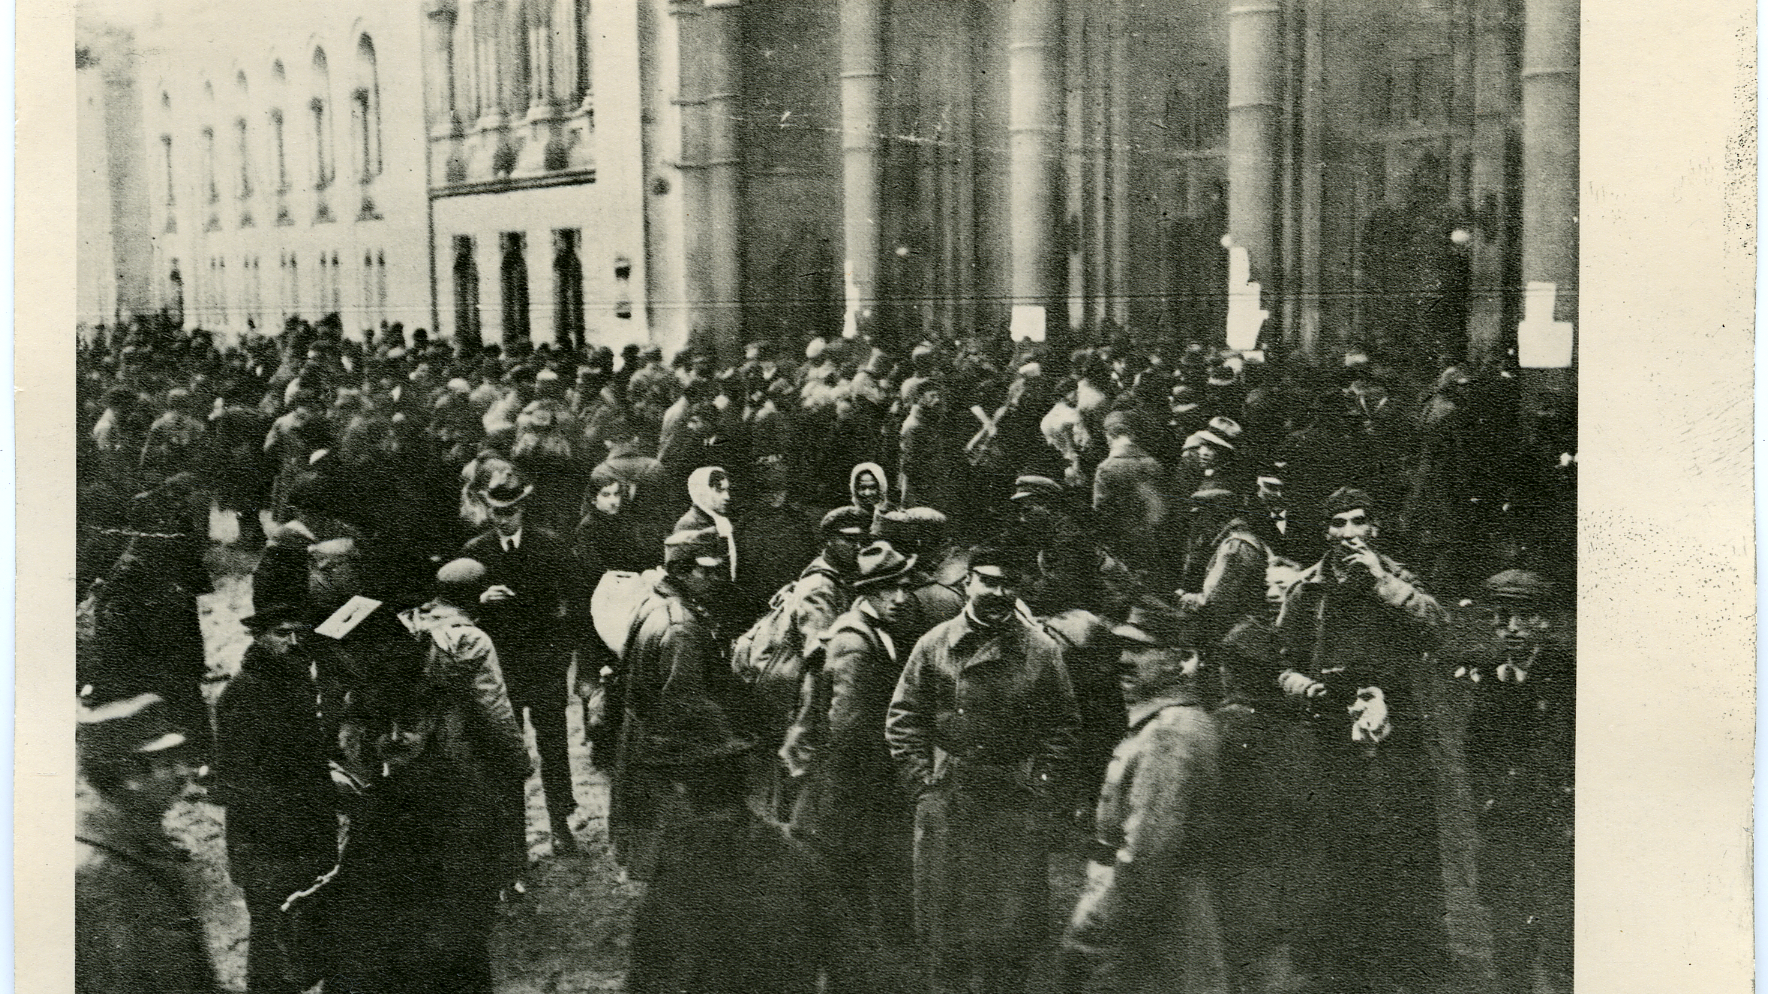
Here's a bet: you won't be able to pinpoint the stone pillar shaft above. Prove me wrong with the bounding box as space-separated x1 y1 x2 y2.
1227 0 1281 290
839 0 885 332
1007 0 1059 340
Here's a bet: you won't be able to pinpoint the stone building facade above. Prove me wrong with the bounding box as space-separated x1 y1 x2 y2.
121 4 432 341
633 0 1576 408
418 0 656 353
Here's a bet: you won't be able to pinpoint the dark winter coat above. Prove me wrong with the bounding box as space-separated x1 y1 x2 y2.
76 786 219 994
213 643 339 891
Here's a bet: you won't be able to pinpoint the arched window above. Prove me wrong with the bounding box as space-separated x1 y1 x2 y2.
310 49 334 191
353 35 382 180
200 127 219 214
268 109 287 190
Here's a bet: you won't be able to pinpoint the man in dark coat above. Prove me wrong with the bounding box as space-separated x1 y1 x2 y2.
789 542 924 971
626 706 820 994
886 545 1083 994
611 528 748 881
1451 570 1574 994
461 465 582 853
1092 409 1172 581
213 603 340 994
1272 487 1448 992
76 692 214 994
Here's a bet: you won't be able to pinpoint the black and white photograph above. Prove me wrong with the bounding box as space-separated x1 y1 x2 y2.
48 1 1749 993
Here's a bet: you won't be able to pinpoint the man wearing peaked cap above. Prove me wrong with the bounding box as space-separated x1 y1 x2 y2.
781 539 925 972
886 539 1081 994
1064 594 1227 991
77 692 218 994
612 517 760 881
1010 474 1068 505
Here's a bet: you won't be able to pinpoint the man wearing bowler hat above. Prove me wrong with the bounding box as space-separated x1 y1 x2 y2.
886 544 1081 994
461 464 583 854
1272 486 1448 992
1061 601 1228 994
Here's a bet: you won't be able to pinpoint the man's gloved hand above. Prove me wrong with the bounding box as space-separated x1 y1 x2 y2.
1348 686 1391 744
1278 669 1328 699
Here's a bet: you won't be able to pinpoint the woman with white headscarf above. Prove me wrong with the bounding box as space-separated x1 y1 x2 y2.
674 466 738 581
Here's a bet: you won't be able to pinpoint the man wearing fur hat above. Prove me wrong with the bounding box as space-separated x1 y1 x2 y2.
1061 602 1228 994
1271 486 1448 992
1451 570 1574 994
886 545 1082 994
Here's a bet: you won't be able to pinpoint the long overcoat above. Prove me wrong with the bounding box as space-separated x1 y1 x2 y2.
885 608 1082 976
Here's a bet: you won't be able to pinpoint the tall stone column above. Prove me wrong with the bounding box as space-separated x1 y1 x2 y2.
473 0 506 128
701 0 744 364
422 0 459 135
1465 0 1515 363
1519 0 1577 436
839 0 885 338
1007 0 1059 346
526 0 558 118
1227 0 1281 308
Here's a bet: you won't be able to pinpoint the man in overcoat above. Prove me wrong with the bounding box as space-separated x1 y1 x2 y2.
1061 602 1229 994
213 603 340 994
789 542 924 968
461 466 582 853
886 545 1082 994
1272 486 1448 992
1451 570 1573 994
611 527 747 881
76 692 214 994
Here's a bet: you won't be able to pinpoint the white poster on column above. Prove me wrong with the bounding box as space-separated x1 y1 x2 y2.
1010 304 1046 343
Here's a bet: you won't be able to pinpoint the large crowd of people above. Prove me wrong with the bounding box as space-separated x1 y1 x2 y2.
75 311 1575 994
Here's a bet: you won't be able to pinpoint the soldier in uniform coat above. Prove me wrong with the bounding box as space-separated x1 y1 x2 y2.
1272 487 1448 992
610 528 748 881
1061 603 1229 994
886 545 1082 994
76 693 214 994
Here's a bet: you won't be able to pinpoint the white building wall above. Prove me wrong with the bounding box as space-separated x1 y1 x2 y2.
129 4 431 343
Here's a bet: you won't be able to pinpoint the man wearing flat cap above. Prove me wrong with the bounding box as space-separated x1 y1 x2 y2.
461 465 582 854
788 542 926 971
77 692 215 994
1450 570 1573 994
1271 486 1448 991
887 544 1082 994
1061 601 1229 994
611 527 749 880
401 559 532 880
